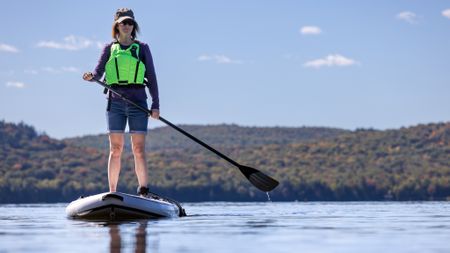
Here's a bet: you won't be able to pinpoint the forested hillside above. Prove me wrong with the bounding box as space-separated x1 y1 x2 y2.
1 120 449 203
65 124 348 151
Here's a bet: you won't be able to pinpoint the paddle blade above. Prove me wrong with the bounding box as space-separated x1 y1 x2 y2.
239 165 279 192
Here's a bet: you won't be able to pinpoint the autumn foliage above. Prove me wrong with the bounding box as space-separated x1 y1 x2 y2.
1 120 449 203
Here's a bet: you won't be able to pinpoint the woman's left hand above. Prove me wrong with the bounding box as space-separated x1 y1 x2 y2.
150 109 160 119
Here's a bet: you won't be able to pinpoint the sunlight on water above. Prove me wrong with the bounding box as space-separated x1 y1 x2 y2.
1 202 450 253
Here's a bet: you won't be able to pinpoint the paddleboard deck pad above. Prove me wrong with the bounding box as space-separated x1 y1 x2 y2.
66 192 186 220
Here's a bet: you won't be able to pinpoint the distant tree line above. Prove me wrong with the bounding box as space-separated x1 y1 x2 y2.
0 120 449 203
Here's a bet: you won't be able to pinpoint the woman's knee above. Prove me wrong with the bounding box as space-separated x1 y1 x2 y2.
110 144 123 157
132 144 145 158
131 134 146 158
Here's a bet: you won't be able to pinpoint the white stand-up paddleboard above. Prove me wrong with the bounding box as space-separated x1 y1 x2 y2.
66 192 186 220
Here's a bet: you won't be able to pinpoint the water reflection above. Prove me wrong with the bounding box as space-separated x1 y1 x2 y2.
245 219 277 228
108 222 148 253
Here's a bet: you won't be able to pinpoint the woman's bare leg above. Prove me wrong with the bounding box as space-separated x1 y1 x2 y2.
131 133 148 189
108 133 124 192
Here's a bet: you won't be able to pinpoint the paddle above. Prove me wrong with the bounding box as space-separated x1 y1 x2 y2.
91 78 279 192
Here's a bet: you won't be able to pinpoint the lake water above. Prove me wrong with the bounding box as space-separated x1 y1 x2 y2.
1 202 450 253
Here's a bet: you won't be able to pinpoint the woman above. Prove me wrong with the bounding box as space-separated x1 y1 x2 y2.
83 8 159 197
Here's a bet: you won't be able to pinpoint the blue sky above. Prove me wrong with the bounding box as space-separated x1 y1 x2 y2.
1 0 449 139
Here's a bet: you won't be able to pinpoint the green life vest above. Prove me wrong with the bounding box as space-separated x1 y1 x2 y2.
105 42 146 85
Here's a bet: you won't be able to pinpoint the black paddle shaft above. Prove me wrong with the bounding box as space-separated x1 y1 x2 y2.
92 78 279 192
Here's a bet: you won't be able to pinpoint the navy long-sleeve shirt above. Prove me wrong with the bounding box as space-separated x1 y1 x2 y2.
93 41 159 110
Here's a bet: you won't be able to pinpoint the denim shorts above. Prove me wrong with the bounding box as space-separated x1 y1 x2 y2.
106 99 148 134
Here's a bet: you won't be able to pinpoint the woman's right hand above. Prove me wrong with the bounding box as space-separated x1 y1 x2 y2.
82 72 93 81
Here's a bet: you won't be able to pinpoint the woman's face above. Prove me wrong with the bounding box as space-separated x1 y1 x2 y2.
117 19 134 37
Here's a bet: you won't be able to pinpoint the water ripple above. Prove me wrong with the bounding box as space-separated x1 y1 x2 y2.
1 202 450 253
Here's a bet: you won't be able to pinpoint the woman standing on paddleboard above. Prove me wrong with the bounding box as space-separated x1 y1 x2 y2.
82 8 159 197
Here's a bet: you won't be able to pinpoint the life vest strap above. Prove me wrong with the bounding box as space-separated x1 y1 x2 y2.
134 60 140 83
114 57 120 81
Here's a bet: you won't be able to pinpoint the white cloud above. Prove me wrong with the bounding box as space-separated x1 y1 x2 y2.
6 81 25 88
197 54 243 64
96 41 105 49
300 26 322 35
303 54 359 68
37 35 102 51
41 66 80 74
396 11 418 24
24 69 39 75
61 66 80 73
42 67 59 73
442 9 450 19
0 43 19 53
